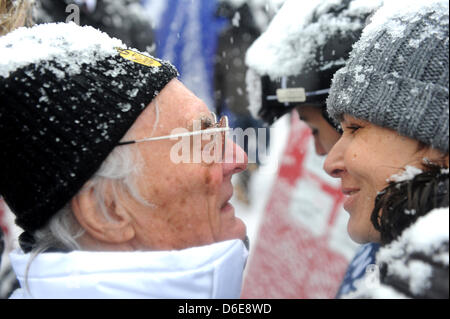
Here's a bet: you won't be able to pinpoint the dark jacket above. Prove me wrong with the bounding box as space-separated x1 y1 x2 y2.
378 216 449 299
347 168 449 298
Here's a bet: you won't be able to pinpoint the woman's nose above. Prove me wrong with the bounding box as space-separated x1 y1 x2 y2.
222 137 248 176
323 137 346 178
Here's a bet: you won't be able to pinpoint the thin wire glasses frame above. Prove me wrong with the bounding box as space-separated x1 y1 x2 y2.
117 112 230 161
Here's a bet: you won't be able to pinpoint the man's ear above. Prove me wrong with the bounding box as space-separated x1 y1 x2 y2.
71 186 135 245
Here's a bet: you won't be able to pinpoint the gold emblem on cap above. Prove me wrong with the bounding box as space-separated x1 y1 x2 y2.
115 47 162 67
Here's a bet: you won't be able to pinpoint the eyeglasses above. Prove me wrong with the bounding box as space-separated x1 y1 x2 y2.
117 112 230 162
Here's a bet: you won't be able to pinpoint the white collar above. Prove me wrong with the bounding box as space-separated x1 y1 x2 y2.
9 239 248 299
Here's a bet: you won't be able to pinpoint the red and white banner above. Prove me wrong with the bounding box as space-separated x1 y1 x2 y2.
242 112 358 298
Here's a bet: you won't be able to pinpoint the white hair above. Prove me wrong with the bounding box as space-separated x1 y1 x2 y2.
30 143 147 254
23 100 161 293
30 99 160 254
23 143 147 293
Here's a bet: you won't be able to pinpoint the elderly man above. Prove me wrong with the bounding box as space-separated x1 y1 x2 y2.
0 22 248 298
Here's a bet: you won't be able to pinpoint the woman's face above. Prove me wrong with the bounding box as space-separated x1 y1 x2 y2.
324 114 443 244
123 79 248 250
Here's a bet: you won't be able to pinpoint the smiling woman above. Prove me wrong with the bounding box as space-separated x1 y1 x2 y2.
324 0 449 298
324 115 446 244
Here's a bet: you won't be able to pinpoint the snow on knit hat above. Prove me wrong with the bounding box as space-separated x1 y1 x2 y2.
326 0 449 153
0 22 178 233
246 0 382 125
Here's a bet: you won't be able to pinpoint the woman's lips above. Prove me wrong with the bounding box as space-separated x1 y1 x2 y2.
342 188 360 213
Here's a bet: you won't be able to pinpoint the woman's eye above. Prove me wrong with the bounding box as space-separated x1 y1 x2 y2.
346 125 361 133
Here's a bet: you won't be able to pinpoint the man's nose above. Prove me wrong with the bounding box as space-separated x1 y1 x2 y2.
222 137 248 176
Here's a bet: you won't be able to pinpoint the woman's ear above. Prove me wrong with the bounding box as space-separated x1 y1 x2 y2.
71 185 135 245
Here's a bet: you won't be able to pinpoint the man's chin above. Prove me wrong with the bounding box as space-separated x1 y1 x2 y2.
218 217 247 244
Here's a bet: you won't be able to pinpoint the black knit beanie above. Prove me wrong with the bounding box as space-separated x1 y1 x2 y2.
0 22 178 233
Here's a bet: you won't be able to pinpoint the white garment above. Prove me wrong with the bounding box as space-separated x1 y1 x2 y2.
9 239 248 299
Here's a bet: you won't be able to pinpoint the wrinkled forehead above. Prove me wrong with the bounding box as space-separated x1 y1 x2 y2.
161 79 211 122
133 79 212 134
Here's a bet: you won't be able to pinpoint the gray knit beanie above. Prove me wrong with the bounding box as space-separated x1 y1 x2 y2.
327 0 449 153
